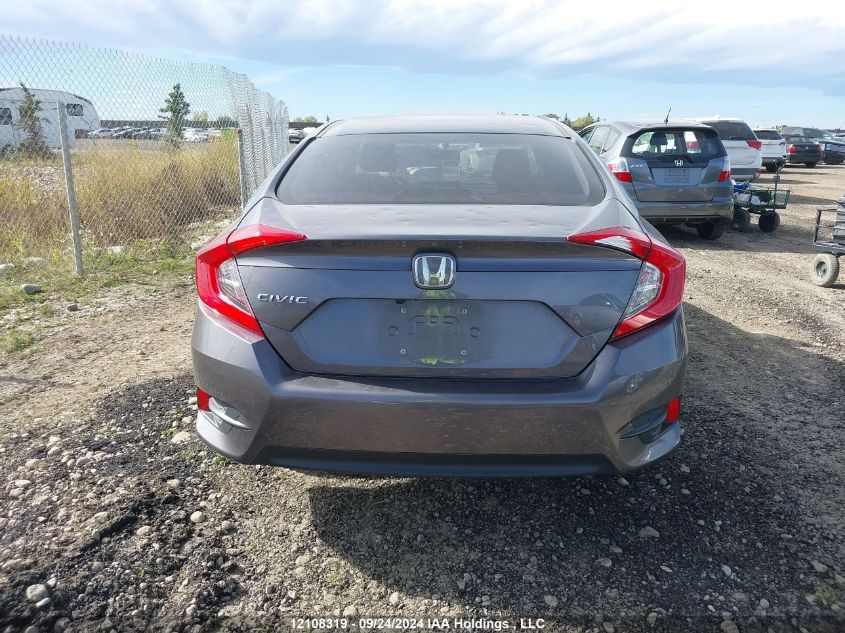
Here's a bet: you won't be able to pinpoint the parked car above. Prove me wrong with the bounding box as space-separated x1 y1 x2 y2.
113 127 140 139
784 135 822 167
183 128 209 142
88 127 114 139
753 129 787 172
192 115 688 476
579 120 733 240
288 129 305 143
695 117 762 181
783 126 845 165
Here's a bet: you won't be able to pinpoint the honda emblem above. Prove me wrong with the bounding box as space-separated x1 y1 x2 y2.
412 254 456 289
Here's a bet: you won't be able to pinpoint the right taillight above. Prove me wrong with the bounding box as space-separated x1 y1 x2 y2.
787 144 796 153
567 226 686 341
607 157 633 183
718 170 731 182
195 223 306 336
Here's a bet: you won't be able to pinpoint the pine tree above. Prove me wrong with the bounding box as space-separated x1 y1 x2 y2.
159 83 191 147
17 83 52 158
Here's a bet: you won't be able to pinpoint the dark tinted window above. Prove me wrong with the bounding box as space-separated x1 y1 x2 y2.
700 120 756 141
66 103 84 117
624 129 723 159
278 133 605 206
754 130 782 140
0 107 11 126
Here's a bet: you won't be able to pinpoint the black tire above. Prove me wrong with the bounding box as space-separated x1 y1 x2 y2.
758 212 780 233
732 208 752 232
765 163 778 173
812 254 840 287
805 162 817 168
696 221 726 240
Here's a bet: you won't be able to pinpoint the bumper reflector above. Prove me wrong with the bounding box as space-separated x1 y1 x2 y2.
666 397 681 423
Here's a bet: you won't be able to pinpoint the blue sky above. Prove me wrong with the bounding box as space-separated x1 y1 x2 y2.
3 0 845 127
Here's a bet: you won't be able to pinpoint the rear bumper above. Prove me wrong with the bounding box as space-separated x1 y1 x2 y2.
729 167 760 181
787 153 820 164
634 198 733 224
192 303 688 476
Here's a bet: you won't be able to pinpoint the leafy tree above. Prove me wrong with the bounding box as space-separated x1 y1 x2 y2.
192 110 209 122
571 113 598 130
159 83 191 146
16 83 52 159
293 115 320 124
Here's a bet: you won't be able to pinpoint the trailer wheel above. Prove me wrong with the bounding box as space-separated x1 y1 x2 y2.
758 212 780 233
765 164 778 173
696 221 725 240
812 254 840 287
732 208 752 232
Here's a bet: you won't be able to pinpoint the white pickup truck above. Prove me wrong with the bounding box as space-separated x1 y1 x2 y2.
753 129 787 173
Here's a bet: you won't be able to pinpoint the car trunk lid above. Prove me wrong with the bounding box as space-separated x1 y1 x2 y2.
234 198 643 379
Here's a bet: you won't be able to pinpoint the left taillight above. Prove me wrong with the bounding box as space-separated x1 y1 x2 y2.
746 139 762 151
195 223 306 336
567 226 686 341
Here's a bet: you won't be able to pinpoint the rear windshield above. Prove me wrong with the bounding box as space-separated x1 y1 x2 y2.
624 129 723 160
700 120 756 141
754 130 782 140
277 133 605 206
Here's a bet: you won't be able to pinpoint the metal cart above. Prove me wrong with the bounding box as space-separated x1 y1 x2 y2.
731 175 790 233
811 197 845 287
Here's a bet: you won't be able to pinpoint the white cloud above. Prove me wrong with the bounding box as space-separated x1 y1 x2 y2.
5 0 845 87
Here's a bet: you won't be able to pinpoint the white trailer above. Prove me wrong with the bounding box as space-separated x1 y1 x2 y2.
0 87 101 152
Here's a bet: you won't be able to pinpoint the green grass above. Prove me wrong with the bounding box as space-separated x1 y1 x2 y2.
0 246 194 317
2 329 35 353
813 586 837 608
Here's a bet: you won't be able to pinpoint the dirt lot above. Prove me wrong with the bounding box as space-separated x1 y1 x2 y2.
1 165 843 632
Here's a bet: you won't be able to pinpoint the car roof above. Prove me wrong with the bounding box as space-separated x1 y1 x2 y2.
695 116 748 122
589 119 716 132
320 115 570 137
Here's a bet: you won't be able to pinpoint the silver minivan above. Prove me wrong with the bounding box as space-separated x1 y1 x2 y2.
580 120 734 240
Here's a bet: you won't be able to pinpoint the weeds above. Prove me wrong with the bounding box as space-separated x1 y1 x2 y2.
0 137 239 262
2 329 35 353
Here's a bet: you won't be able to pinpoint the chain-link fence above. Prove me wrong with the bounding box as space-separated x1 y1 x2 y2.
0 34 289 273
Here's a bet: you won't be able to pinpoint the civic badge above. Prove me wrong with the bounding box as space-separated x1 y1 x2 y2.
412 253 456 289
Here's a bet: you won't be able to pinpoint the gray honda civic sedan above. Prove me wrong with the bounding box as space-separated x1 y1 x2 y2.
192 115 688 476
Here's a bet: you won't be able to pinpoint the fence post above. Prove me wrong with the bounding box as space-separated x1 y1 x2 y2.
57 102 84 276
237 127 248 209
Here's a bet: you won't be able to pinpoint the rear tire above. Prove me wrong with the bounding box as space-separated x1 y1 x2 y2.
805 162 817 168
765 163 778 173
732 208 752 232
696 221 726 240
758 212 780 233
812 254 840 287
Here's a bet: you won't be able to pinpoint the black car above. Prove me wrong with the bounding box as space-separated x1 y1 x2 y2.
783 127 845 165
784 136 822 167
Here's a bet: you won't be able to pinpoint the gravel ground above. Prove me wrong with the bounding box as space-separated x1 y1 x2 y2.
0 165 843 632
